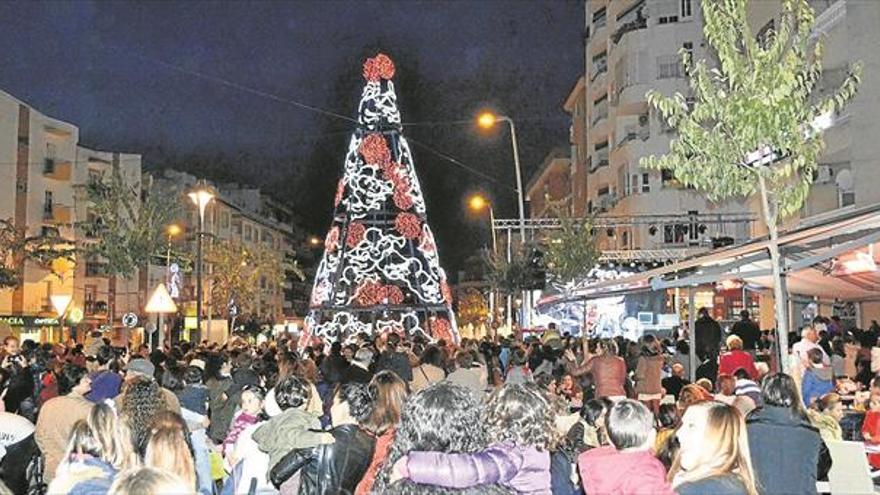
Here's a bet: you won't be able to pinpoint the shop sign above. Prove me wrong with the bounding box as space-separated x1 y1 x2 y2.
0 315 60 327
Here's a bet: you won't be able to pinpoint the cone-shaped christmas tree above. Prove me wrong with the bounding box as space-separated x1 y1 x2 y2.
303 54 458 345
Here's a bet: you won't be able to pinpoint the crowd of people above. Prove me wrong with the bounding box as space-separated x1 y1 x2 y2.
0 309 877 494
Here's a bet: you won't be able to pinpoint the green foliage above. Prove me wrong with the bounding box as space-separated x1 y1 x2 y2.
544 212 598 291
78 168 180 277
0 218 76 289
206 238 296 318
641 0 861 219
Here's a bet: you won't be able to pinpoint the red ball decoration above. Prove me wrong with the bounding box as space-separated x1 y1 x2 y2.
373 53 396 80
334 179 345 207
440 279 453 305
356 279 385 306
385 285 405 304
393 188 414 211
382 161 400 181
346 222 366 249
324 226 340 252
394 213 421 240
429 317 453 343
363 57 381 82
359 133 391 166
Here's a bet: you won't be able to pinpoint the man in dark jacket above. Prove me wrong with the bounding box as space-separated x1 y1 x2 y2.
730 310 761 352
374 333 412 382
319 342 350 385
694 308 721 361
341 348 373 384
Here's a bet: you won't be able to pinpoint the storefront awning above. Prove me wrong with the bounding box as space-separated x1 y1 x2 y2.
559 203 880 303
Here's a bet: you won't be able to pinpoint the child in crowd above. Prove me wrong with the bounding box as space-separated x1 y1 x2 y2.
223 385 265 458
863 397 880 469
392 383 557 493
577 399 676 495
802 348 834 407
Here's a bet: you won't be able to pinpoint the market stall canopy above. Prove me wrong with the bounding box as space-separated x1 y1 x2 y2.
556 203 880 303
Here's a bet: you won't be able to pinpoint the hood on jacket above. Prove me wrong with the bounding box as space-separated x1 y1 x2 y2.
578 446 673 495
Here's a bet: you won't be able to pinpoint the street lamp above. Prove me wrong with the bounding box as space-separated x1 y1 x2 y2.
477 111 530 328
188 183 214 343
308 236 321 248
467 193 497 254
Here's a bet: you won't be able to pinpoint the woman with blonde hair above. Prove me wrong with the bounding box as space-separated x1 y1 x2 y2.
144 411 197 491
670 401 758 495
88 402 139 472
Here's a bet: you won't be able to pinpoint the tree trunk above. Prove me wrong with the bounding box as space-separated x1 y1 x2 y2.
758 175 790 372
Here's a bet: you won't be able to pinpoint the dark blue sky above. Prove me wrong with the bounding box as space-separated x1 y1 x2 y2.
0 0 584 274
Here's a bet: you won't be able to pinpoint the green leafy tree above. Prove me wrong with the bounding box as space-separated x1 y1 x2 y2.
78 169 180 277
544 212 598 293
642 0 861 361
206 238 302 320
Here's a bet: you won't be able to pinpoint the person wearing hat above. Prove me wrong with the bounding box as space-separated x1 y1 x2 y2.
113 358 181 415
85 345 122 403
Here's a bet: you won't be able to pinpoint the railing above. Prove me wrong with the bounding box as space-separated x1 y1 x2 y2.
611 15 647 44
618 123 650 146
592 101 608 125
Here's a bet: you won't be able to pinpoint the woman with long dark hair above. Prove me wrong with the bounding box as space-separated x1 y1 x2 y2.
356 370 409 495
746 373 825 495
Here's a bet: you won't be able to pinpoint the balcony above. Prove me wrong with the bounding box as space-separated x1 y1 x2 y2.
611 14 647 44
43 158 72 181
617 122 650 147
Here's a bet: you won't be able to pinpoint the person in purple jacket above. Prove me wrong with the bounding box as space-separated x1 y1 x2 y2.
391 383 556 494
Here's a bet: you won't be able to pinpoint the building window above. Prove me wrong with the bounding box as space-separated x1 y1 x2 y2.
593 7 607 29
680 0 693 19
244 225 252 242
595 140 609 168
592 94 608 124
657 55 683 79
664 225 687 244
221 212 230 229
591 51 608 80
658 15 679 24
642 173 651 193
682 42 694 71
43 191 53 218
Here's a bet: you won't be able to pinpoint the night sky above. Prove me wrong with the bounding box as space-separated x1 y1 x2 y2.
0 0 584 278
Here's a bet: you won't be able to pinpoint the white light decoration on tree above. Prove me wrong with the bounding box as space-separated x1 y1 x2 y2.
302 53 458 346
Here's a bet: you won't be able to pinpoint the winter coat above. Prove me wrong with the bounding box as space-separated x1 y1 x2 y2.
634 355 664 395
252 407 329 472
34 393 93 482
269 423 375 495
730 319 761 351
227 421 276 495
404 442 551 494
801 367 834 407
569 355 626 399
47 456 116 495
410 363 445 392
319 353 350 385
718 350 759 380
577 446 675 495
0 413 36 495
676 474 749 495
746 405 822 495
694 315 722 359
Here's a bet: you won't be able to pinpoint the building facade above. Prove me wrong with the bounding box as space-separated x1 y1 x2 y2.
0 89 142 342
525 148 572 218
579 0 751 252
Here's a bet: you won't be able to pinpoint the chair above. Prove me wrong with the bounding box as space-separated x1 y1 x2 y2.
824 440 876 494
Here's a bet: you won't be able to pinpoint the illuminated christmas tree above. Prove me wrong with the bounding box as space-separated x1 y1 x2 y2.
302 53 457 345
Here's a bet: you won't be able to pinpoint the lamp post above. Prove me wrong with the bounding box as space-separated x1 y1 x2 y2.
468 194 498 330
188 183 214 344
478 111 530 328
162 224 181 344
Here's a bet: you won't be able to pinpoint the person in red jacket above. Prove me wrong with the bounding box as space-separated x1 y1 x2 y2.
719 335 759 380
578 399 675 495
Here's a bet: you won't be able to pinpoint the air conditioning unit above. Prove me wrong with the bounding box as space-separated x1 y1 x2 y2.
816 165 833 184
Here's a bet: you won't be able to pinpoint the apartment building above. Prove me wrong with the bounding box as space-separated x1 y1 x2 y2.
0 89 142 342
525 148 572 219
579 0 751 251
148 169 299 332
748 0 879 227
